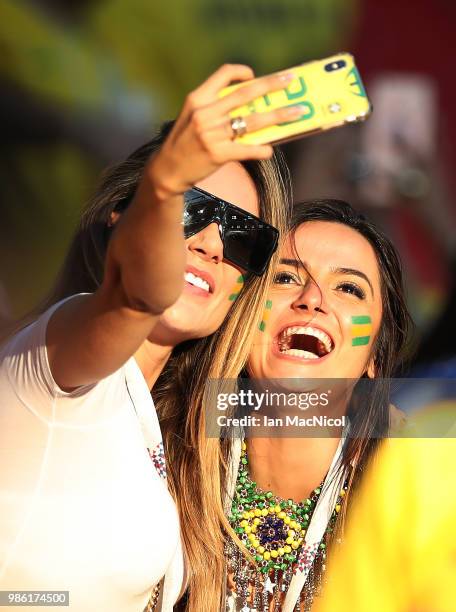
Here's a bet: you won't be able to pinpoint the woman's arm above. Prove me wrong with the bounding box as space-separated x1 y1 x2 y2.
46 64 298 391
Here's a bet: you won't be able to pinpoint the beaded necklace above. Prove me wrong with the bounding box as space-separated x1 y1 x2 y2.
226 441 347 612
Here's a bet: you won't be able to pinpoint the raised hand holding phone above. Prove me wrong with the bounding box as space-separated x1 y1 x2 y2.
47 62 298 390
218 53 372 146
146 63 307 198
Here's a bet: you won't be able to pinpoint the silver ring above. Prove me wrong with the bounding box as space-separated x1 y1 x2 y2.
230 116 248 139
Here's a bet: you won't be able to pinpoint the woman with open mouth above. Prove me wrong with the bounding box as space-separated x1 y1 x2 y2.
184 198 412 611
0 64 299 612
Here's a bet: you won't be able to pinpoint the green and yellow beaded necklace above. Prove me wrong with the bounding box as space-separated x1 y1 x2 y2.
226 441 347 611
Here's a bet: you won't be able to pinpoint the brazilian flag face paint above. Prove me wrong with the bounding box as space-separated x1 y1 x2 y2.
351 315 372 346
228 275 246 302
258 299 273 332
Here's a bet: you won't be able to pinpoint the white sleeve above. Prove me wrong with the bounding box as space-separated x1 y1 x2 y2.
0 296 126 424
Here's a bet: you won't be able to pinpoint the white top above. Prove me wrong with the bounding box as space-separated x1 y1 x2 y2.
0 297 184 611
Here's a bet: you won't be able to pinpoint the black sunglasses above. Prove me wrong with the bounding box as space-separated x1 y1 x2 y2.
183 186 279 276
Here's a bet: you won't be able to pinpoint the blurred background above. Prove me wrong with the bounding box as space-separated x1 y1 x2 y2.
1 0 456 377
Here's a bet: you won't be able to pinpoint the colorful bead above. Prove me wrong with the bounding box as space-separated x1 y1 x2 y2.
228 439 348 604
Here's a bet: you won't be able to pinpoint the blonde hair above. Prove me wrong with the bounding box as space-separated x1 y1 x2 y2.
1 124 292 609
155 154 291 611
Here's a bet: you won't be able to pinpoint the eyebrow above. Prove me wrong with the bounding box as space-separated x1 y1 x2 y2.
331 267 374 297
279 259 375 297
279 258 306 268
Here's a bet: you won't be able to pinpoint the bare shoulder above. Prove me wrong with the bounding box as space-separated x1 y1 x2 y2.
46 286 158 392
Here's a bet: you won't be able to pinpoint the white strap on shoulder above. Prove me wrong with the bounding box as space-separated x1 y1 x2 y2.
282 436 347 612
225 437 243 513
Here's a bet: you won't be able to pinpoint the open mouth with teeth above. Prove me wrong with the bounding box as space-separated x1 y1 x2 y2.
278 326 334 360
184 271 211 293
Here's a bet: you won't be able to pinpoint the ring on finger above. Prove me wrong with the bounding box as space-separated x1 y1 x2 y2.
230 116 248 139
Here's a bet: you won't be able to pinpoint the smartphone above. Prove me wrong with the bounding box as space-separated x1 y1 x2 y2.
219 53 372 145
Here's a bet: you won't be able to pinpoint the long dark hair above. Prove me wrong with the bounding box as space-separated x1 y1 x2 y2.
288 199 413 603
289 198 412 432
168 199 412 610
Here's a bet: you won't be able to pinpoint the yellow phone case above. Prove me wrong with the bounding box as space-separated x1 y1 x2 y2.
219 53 371 145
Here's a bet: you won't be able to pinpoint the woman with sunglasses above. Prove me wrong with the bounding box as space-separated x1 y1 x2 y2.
160 199 412 611
0 64 302 611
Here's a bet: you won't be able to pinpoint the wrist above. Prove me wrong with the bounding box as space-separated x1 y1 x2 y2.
144 149 189 203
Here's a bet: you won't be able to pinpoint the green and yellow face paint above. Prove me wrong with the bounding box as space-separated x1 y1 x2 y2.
351 315 372 346
258 299 273 332
228 275 246 302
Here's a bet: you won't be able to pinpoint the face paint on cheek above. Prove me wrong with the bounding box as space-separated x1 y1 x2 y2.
258 299 272 332
351 315 372 346
228 275 246 302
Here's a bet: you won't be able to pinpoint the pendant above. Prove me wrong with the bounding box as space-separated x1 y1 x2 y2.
227 442 348 611
229 443 323 576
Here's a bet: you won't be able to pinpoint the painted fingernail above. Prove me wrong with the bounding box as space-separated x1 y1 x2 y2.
278 72 295 82
284 104 305 115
